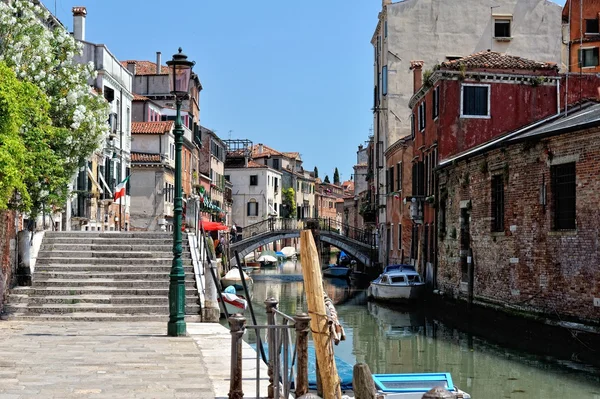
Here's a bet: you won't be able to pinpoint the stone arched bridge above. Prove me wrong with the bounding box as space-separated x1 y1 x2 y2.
229 218 378 267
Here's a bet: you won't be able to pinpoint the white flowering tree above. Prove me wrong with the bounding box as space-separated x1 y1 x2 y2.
0 1 109 215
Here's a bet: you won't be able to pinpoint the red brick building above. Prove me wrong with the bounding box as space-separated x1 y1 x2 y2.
437 102 600 325
563 0 600 73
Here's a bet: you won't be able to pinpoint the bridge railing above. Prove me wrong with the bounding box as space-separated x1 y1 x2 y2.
235 217 376 248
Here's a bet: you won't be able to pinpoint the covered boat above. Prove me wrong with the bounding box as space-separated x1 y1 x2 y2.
221 268 253 290
367 264 425 303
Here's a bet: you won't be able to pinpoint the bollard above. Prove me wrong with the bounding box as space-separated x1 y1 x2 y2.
422 386 455 398
265 298 279 399
228 314 247 399
353 363 377 399
294 312 311 397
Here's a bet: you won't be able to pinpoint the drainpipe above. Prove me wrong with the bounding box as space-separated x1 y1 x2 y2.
556 78 561 115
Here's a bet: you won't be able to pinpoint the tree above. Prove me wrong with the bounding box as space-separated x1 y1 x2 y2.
324 175 331 184
282 188 296 218
314 166 319 178
0 1 110 215
333 168 340 185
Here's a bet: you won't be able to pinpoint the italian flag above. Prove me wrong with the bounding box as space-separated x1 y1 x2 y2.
114 175 130 202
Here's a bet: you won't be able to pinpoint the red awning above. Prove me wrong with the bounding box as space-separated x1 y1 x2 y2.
199 220 228 232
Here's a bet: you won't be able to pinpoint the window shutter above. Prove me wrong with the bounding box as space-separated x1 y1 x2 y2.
247 202 251 216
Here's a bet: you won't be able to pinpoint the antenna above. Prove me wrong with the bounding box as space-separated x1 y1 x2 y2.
228 130 233 140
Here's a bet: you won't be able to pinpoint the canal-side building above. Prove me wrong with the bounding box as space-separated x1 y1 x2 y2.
437 102 600 325
562 0 600 74
370 0 563 265
200 126 228 223
70 7 133 231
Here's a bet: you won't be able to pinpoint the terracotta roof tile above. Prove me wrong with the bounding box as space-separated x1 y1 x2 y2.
131 121 173 134
251 144 283 158
131 152 161 163
440 51 558 71
120 60 169 75
248 160 268 168
283 152 300 159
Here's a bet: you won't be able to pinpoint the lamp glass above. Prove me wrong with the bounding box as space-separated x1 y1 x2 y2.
169 65 191 96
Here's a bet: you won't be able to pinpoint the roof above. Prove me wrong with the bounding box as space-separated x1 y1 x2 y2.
440 51 558 71
252 144 301 161
121 60 169 75
248 160 268 168
133 94 149 101
283 152 300 159
131 121 173 135
439 102 600 167
131 152 161 163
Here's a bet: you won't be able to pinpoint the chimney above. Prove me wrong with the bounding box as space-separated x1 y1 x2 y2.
126 61 136 75
382 0 392 6
258 144 264 154
72 7 86 41
410 60 424 94
156 52 162 74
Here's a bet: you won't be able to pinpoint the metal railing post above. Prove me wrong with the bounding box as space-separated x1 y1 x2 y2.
293 312 311 397
228 314 246 399
265 298 278 399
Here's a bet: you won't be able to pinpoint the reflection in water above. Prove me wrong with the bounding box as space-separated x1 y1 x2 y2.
237 260 600 398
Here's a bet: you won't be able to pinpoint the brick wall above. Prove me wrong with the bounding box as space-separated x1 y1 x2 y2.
437 126 600 324
0 211 16 313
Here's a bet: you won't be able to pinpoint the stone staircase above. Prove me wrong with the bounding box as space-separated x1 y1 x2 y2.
5 231 201 321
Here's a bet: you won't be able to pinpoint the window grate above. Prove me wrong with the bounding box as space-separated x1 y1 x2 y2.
552 163 576 230
491 175 504 232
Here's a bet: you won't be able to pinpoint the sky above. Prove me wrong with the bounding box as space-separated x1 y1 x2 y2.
43 0 566 184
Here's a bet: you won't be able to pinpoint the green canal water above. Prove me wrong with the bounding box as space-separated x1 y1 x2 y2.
226 260 600 398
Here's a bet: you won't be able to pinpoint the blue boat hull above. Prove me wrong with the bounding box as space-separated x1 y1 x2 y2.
323 266 351 278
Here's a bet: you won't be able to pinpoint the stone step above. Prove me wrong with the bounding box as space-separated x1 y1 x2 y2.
42 237 180 246
8 293 198 305
44 232 174 239
4 303 201 314
36 250 191 259
32 279 197 288
40 244 176 252
35 264 196 273
11 286 197 296
6 313 203 322
35 257 190 265
34 271 197 280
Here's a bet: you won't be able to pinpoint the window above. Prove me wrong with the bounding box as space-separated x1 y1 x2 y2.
384 20 388 38
461 84 490 117
382 66 388 96
389 166 394 192
579 48 599 68
418 102 426 131
411 113 415 138
586 19 599 34
247 199 258 217
432 86 439 119
250 175 258 186
552 163 576 230
396 162 402 192
494 18 511 38
491 175 504 232
225 175 230 182
398 224 402 250
274 177 279 192
273 158 280 170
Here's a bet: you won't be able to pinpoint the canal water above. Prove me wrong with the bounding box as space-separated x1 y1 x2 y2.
230 259 600 398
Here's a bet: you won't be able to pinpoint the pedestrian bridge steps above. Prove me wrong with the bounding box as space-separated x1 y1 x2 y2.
6 231 200 321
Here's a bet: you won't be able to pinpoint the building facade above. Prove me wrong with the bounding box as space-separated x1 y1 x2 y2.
200 126 228 223
563 0 600 73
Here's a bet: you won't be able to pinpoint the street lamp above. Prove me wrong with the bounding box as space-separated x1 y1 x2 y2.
166 48 194 337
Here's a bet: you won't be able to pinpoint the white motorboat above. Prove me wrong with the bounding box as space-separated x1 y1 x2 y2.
221 268 254 290
280 246 297 258
367 264 425 303
218 292 248 315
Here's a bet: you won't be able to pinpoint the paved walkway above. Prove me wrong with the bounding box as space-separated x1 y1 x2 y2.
0 321 269 398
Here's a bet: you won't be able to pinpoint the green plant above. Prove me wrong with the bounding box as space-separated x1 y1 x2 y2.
282 188 296 218
458 63 467 81
530 76 545 87
423 69 434 88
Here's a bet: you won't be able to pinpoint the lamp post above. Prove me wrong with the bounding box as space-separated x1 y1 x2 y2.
166 48 194 337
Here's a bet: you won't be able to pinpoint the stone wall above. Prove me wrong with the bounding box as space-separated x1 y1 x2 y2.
437 126 600 324
0 211 16 313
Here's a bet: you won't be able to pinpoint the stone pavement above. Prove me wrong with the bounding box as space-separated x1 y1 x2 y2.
0 321 269 399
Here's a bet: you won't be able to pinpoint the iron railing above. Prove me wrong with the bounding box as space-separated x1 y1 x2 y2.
228 298 311 399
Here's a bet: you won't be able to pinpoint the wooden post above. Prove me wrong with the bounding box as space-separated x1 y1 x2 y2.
422 386 455 398
352 363 376 399
265 298 278 399
228 314 246 399
300 230 342 399
294 312 311 397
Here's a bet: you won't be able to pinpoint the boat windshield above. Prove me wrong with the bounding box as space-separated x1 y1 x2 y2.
407 275 421 283
390 276 406 284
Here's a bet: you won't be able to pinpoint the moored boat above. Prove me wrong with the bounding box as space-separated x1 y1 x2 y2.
372 372 470 398
367 264 425 303
218 291 248 315
322 265 352 278
221 268 254 290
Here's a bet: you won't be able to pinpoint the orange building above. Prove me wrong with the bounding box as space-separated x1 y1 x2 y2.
563 0 600 73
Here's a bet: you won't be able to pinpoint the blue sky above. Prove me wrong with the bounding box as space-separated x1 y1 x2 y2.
44 0 565 183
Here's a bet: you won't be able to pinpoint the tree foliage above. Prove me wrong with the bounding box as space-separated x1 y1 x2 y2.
282 188 296 218
333 167 340 185
313 166 318 178
0 1 110 215
324 175 331 184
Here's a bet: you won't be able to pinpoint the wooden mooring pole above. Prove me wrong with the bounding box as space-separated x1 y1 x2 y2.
352 363 376 399
294 312 311 397
300 230 342 399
